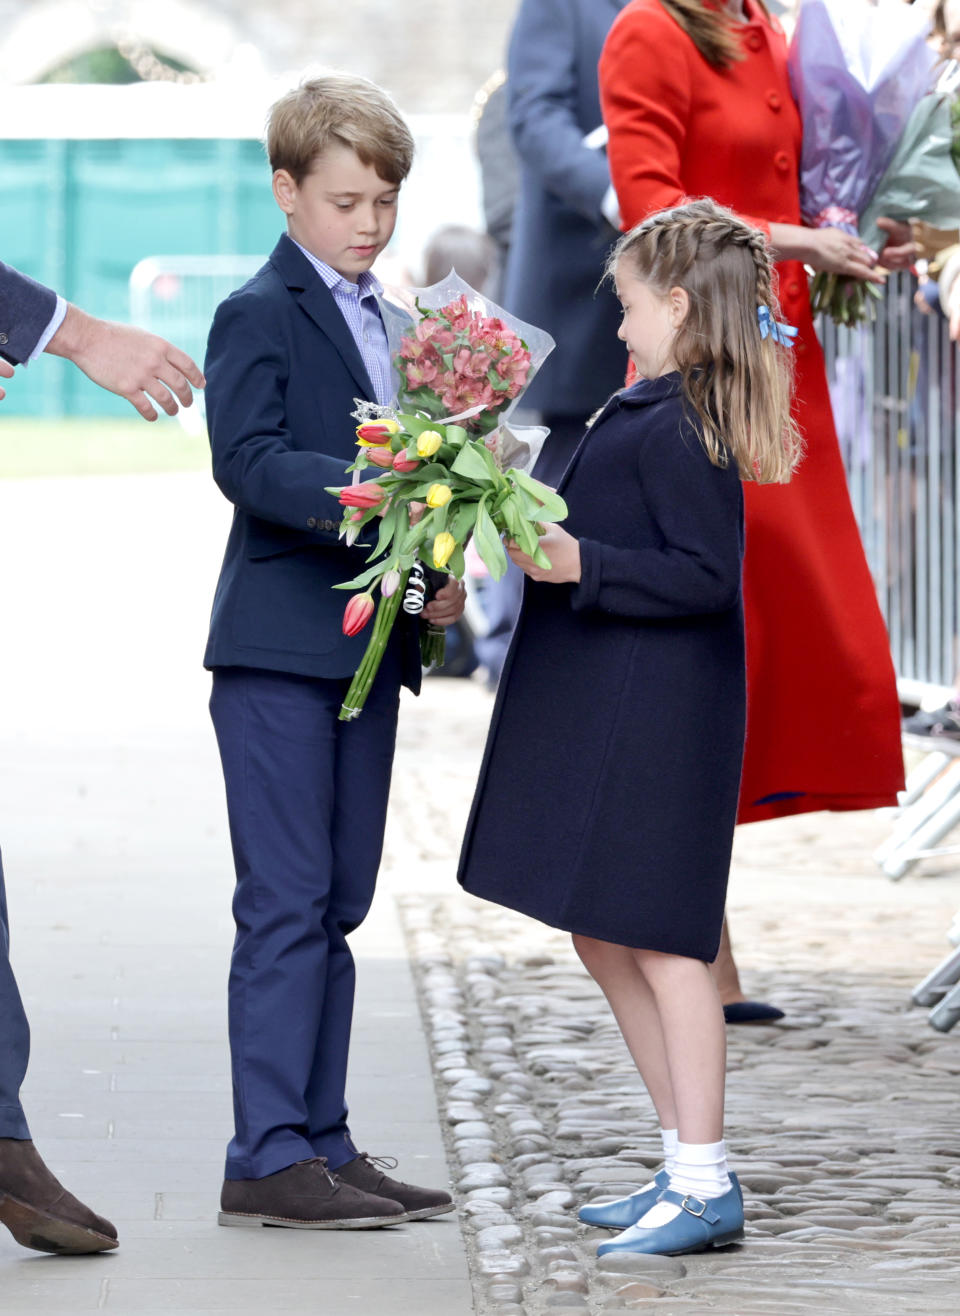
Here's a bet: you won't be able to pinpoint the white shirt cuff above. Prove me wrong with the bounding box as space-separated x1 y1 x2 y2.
601 184 621 231
27 295 67 364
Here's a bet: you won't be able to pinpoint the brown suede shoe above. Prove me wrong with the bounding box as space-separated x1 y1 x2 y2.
0 1138 118 1255
218 1157 407 1230
336 1153 455 1221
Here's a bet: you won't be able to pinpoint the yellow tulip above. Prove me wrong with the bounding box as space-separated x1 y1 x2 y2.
426 483 452 508
416 430 443 458
432 531 456 569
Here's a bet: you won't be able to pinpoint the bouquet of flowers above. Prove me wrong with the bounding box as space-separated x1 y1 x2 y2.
858 63 960 256
327 272 563 721
789 0 942 324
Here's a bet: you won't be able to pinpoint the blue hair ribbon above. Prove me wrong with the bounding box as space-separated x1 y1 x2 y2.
757 305 798 348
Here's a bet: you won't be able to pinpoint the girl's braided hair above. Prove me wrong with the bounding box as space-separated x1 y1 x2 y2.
605 198 803 484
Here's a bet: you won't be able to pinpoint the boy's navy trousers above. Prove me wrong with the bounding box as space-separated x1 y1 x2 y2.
210 658 401 1181
0 850 32 1139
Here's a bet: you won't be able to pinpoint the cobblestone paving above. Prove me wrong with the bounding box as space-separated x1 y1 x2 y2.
399 895 960 1315
387 683 960 1316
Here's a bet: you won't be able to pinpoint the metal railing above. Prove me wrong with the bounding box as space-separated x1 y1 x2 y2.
821 273 960 694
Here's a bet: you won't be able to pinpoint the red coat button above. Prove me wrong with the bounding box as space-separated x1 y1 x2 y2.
787 280 801 298
767 91 782 111
774 150 791 173
746 32 763 52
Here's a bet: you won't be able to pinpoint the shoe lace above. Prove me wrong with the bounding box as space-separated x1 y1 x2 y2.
361 1153 399 1174
299 1156 340 1193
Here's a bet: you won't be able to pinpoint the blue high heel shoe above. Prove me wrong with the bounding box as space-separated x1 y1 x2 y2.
595 1174 744 1257
577 1170 671 1228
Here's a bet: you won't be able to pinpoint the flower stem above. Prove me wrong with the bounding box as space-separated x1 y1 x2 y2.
339 568 410 721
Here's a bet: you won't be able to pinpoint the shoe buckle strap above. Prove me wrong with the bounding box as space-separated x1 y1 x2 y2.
659 1187 720 1223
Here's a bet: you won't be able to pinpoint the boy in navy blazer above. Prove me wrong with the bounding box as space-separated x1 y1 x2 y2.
204 74 461 1231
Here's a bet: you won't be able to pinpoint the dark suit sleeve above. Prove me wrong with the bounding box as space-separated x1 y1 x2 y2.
204 291 354 537
507 0 612 224
571 420 743 618
0 261 59 366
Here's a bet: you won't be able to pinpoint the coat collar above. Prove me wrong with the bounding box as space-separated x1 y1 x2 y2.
268 232 375 400
617 372 683 407
556 374 683 494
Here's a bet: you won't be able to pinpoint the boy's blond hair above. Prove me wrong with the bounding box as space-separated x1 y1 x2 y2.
267 73 414 186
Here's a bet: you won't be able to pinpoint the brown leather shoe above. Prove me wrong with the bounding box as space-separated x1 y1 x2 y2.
0 1139 118 1255
336 1153 455 1221
218 1157 407 1230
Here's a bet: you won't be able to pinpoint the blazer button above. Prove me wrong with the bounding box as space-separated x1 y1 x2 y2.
324 519 335 531
0 332 8 344
767 91 782 111
774 150 791 174
746 31 763 52
787 280 802 298
307 516 317 529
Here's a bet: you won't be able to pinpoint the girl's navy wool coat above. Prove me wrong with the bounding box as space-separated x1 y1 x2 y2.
458 375 746 961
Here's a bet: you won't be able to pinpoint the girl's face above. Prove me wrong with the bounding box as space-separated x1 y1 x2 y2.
614 263 687 380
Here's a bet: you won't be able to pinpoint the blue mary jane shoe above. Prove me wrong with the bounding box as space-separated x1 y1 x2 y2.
578 1170 671 1229
595 1175 744 1258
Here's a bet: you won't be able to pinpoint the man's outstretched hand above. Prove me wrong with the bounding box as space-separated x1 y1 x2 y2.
46 306 205 421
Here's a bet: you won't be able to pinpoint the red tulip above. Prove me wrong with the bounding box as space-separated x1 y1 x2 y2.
355 420 400 446
339 483 385 509
365 446 396 468
393 453 420 473
342 592 375 637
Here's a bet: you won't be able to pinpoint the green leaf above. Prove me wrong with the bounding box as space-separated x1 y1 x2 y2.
368 501 401 561
473 496 508 581
446 542 466 580
332 560 390 591
486 366 511 393
443 425 468 447
532 544 552 570
507 469 568 522
451 442 496 484
450 500 477 543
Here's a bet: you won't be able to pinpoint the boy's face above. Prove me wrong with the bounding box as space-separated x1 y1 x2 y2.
273 143 400 283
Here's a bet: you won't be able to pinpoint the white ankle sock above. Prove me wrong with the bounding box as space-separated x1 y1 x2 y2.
670 1139 731 1200
633 1139 731 1230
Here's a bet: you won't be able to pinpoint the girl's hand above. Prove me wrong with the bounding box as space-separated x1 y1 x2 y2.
803 226 883 283
423 578 466 626
0 358 13 402
507 524 581 583
875 217 917 271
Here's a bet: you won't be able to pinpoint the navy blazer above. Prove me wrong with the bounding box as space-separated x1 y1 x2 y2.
0 261 58 366
203 233 421 689
503 0 630 417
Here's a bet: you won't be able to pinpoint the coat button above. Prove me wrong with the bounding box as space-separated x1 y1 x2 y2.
746 31 763 52
307 516 317 529
0 332 8 344
767 91 782 111
787 280 801 298
774 150 791 174
796 341 808 354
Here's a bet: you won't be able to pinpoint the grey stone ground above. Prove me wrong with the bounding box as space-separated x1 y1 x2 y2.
1 471 960 1315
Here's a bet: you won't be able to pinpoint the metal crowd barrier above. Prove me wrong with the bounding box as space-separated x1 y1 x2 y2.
820 276 960 1028
821 272 960 694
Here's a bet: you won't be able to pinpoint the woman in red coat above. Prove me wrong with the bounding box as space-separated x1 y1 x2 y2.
600 0 906 826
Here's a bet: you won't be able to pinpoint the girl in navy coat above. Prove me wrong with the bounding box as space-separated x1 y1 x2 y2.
458 198 801 1257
